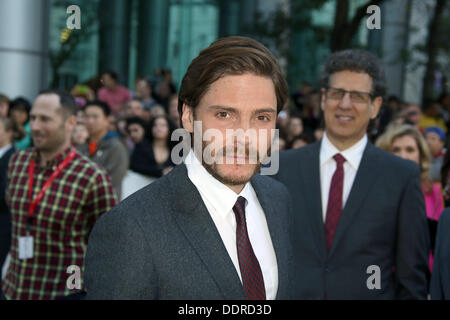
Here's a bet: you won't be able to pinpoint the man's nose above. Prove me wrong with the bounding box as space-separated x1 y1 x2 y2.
30 119 40 130
339 92 352 109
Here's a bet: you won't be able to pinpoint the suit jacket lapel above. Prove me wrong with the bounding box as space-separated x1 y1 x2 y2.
167 164 246 300
251 175 288 299
328 143 382 258
300 142 328 259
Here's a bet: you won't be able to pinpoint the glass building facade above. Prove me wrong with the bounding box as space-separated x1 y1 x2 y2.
3 0 438 103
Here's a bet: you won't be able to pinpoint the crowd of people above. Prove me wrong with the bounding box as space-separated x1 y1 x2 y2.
0 36 449 299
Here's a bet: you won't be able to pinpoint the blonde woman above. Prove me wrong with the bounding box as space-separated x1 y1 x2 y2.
376 124 443 272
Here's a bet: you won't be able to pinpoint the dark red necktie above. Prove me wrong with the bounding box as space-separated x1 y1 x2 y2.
324 153 346 251
233 196 266 300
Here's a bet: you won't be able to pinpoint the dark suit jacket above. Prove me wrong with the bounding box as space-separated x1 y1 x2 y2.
0 146 16 231
0 146 15 298
274 141 430 299
430 208 450 299
85 163 299 299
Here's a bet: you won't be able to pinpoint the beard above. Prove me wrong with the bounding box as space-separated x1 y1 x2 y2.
32 127 67 153
200 140 270 186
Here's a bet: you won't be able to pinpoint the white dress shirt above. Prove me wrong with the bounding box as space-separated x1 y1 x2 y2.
320 133 367 222
185 150 278 300
0 144 12 159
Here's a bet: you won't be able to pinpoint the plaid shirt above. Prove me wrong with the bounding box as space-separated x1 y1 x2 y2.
2 146 117 299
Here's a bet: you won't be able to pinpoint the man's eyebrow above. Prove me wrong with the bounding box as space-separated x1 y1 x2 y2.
207 105 238 112
207 105 277 114
254 108 277 114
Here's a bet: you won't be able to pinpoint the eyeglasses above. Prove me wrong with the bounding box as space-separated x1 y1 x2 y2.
325 87 374 104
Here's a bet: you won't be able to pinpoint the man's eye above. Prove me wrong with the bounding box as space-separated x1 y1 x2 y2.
257 115 270 121
217 112 230 118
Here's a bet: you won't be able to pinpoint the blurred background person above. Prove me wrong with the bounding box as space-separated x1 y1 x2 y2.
78 100 129 199
98 71 131 116
8 97 32 151
134 115 176 179
300 88 321 132
124 98 145 118
376 124 444 273
439 93 450 130
276 107 290 132
0 94 9 117
121 116 176 201
290 133 314 149
378 95 402 132
167 94 180 128
285 115 304 146
153 69 176 109
70 83 95 103
134 77 156 110
424 126 446 182
0 116 24 299
419 99 447 133
292 82 314 111
149 104 166 119
402 103 423 127
71 122 89 147
314 124 325 142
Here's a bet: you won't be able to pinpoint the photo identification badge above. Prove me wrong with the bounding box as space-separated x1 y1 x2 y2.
18 235 34 260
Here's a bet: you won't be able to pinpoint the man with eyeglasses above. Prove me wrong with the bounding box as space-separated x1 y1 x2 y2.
275 49 429 299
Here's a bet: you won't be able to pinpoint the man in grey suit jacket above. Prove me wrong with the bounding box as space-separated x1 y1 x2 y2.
274 49 429 299
84 36 299 300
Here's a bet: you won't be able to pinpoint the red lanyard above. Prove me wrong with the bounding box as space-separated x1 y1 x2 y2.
27 148 77 217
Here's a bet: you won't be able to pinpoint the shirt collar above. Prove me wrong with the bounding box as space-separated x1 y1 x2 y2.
185 149 251 219
32 146 74 169
320 132 368 169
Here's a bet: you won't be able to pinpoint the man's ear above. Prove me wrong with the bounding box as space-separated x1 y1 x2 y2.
370 96 383 119
181 103 194 133
66 115 77 131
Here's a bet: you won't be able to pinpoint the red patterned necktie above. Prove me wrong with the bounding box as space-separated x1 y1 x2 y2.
324 153 346 251
233 196 266 300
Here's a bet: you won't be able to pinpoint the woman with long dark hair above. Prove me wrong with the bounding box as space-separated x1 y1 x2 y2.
127 115 177 179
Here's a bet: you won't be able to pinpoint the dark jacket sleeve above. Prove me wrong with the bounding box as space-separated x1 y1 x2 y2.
395 165 430 299
430 209 450 300
0 148 15 216
84 206 157 299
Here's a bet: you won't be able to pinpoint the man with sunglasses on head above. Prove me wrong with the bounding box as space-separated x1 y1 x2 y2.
275 49 429 299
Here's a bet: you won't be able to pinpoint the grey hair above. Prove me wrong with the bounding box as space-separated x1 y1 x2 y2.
321 49 386 99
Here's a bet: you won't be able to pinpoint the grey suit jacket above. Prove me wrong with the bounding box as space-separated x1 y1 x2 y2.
84 164 298 299
77 135 129 199
274 141 430 299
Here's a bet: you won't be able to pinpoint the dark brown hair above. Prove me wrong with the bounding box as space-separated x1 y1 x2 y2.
321 49 386 99
178 36 288 119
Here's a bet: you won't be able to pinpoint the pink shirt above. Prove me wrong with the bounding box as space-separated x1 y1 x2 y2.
423 183 444 221
98 85 131 116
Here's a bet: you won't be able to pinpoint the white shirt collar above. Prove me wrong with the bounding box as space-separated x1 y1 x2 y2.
320 132 368 169
185 149 251 219
0 144 12 159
